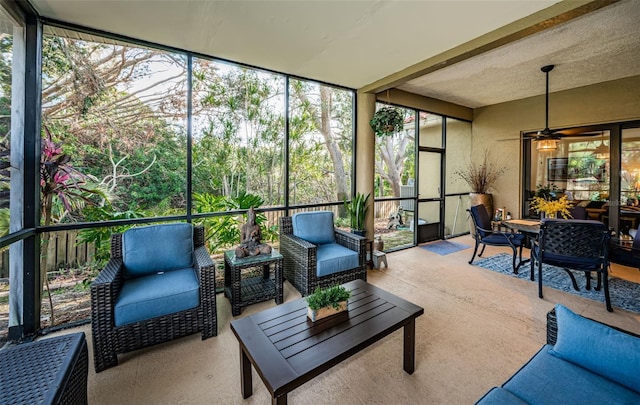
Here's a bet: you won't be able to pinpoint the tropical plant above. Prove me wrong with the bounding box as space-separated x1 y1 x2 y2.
344 192 370 232
40 127 109 323
454 149 508 194
193 192 276 253
370 106 404 137
305 285 351 311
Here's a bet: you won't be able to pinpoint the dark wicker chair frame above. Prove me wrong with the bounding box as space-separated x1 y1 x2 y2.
90 225 217 372
279 216 367 296
467 206 525 273
531 219 612 312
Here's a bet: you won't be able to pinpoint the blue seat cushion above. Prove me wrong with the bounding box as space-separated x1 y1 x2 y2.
114 267 200 327
482 233 525 246
475 387 528 405
550 304 640 393
316 243 359 278
503 345 640 405
122 223 194 278
532 245 602 271
292 211 336 245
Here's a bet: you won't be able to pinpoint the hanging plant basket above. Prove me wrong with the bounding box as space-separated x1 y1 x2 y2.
369 107 404 137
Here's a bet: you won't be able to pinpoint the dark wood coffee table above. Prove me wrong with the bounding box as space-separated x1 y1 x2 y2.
230 279 424 405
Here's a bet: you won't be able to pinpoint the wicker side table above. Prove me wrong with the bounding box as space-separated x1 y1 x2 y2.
224 249 284 316
0 332 88 405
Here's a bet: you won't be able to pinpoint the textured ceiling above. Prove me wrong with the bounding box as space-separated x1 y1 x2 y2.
398 0 640 107
28 0 640 108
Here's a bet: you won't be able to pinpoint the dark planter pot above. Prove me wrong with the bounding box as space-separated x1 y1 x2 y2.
351 229 366 237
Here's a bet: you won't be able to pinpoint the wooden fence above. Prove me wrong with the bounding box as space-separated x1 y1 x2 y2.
0 202 400 279
0 230 96 278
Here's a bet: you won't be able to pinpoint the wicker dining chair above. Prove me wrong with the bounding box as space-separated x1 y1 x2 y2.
530 219 612 312
90 223 217 372
279 211 366 296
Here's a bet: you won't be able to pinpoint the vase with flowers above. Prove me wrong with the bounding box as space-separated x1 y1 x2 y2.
530 194 573 219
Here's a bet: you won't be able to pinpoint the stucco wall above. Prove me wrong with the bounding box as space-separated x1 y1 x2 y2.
472 75 640 217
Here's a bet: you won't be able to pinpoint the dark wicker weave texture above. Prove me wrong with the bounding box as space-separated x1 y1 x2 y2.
279 216 366 296
90 225 217 373
532 220 612 312
546 308 640 346
0 332 88 405
224 251 284 316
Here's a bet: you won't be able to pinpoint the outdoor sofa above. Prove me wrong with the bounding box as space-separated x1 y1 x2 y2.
476 304 640 404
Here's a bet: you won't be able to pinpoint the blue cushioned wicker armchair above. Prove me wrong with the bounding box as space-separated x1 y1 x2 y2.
280 211 366 296
90 223 217 372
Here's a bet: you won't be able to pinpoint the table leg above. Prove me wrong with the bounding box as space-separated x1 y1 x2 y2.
273 394 287 405
403 319 416 374
262 263 270 279
240 345 253 399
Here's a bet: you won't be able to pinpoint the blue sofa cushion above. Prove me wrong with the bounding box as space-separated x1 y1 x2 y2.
550 304 640 393
292 211 336 245
474 387 528 405
122 223 194 278
114 267 200 327
316 243 359 277
503 345 640 405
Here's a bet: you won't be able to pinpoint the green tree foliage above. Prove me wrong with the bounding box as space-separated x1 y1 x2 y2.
192 62 284 205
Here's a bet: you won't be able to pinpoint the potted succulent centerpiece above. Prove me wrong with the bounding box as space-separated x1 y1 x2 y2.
306 285 352 322
369 106 404 137
454 149 507 218
344 192 370 236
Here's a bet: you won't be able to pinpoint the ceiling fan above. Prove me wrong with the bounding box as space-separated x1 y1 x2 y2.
499 64 575 143
531 64 560 141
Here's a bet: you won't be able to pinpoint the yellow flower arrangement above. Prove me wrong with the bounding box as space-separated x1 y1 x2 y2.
530 195 573 218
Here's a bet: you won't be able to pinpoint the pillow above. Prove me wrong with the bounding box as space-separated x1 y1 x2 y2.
292 211 336 245
550 304 640 393
122 223 194 278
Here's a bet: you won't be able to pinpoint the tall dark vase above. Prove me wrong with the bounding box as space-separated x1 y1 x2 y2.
469 193 493 219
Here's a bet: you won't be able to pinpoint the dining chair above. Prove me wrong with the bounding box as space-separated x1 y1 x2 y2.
467 204 526 273
609 228 640 269
530 219 612 312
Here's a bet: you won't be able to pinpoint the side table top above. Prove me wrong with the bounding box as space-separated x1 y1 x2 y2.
0 332 86 405
224 248 283 266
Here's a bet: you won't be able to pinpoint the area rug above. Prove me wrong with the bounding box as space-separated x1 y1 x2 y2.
474 253 640 314
420 240 470 255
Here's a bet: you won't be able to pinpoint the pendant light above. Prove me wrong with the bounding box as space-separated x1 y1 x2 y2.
537 139 558 152
593 132 609 159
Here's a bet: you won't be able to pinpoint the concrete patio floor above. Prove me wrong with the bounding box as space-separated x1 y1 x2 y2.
49 235 640 404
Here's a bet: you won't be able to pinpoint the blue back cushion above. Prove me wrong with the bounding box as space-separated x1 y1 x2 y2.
470 204 492 237
550 304 640 393
122 223 194 278
292 211 336 245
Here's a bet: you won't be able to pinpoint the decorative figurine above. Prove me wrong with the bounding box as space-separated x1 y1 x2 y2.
235 207 272 258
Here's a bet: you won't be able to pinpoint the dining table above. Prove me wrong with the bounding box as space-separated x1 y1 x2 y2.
503 218 640 270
